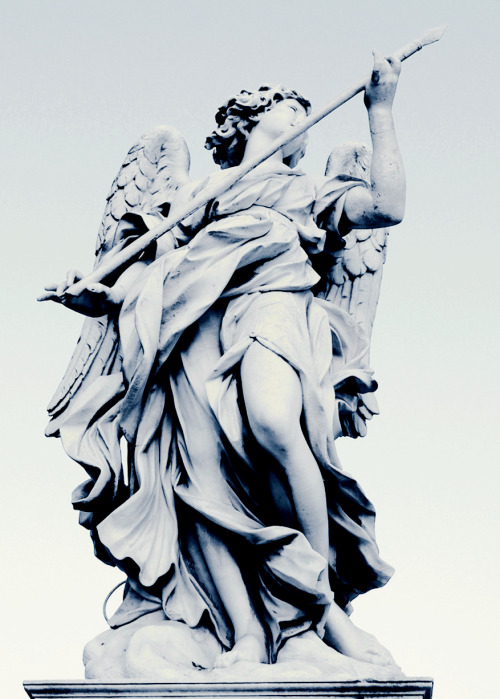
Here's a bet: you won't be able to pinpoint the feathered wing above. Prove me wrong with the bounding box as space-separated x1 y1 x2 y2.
317 143 390 438
95 125 191 259
46 126 191 436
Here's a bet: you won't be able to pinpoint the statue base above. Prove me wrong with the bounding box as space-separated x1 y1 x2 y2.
24 680 433 699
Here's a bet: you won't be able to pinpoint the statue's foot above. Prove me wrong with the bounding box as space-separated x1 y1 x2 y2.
328 625 397 667
277 630 404 681
324 605 399 668
214 634 267 668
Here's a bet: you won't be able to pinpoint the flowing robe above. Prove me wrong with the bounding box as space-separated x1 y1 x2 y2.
52 163 393 657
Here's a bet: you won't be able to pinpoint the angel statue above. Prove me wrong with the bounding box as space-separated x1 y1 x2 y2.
40 51 406 680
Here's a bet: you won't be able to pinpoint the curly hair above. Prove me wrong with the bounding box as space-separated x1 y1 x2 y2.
205 84 311 170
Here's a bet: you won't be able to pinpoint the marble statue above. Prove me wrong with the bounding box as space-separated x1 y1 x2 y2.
40 52 407 681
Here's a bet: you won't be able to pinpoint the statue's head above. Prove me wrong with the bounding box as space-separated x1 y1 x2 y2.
205 85 311 169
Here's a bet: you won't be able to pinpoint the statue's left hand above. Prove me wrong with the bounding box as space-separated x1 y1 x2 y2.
364 51 401 110
38 269 120 317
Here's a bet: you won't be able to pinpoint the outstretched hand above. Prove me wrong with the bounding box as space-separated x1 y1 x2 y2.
364 51 401 110
38 269 120 318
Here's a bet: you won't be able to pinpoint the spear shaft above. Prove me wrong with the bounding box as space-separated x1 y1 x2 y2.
50 25 445 299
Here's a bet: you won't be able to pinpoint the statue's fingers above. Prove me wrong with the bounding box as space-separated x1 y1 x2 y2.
37 291 60 303
43 282 58 291
66 268 83 286
370 49 386 85
372 49 386 68
56 280 69 296
386 54 402 75
87 283 108 296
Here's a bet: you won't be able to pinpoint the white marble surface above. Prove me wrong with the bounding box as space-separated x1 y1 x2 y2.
83 613 405 682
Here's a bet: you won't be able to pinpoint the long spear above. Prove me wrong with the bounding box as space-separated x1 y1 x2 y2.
40 25 445 302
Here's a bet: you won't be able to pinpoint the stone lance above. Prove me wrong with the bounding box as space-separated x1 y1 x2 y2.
40 25 446 303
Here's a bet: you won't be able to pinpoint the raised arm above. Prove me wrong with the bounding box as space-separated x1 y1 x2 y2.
343 51 406 229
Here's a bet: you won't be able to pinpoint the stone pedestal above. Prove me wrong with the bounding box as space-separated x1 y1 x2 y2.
24 680 433 699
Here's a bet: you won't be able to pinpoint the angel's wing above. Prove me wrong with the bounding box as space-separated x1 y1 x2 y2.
46 126 191 436
95 126 191 260
317 143 390 438
318 142 388 340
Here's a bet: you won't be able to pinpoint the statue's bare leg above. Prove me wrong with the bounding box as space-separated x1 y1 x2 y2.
196 522 267 667
241 342 397 667
241 342 330 562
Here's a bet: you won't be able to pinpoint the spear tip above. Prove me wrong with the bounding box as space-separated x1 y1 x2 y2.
396 25 447 62
422 24 447 46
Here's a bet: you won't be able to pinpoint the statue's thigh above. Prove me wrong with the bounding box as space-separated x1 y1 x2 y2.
240 341 302 443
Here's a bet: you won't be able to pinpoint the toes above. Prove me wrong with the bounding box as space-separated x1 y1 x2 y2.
365 645 397 667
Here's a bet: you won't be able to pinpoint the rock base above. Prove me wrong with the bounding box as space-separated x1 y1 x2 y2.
80 615 406 683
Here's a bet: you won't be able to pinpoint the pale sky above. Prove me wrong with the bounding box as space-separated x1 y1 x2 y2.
2 2 499 699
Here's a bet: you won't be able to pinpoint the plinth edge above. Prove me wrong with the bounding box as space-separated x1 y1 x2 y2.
23 679 433 699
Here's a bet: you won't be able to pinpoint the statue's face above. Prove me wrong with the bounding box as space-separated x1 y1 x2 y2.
256 99 307 139
253 98 308 164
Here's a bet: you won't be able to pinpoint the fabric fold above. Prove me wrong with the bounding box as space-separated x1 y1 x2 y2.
51 164 392 656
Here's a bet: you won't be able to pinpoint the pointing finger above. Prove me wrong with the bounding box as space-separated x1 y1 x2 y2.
372 49 386 68
37 291 60 303
371 49 385 85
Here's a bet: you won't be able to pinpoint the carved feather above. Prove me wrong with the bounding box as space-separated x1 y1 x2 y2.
96 125 191 259
46 316 120 433
47 126 192 428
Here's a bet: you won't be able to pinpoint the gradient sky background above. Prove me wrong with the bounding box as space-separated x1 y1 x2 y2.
2 2 499 699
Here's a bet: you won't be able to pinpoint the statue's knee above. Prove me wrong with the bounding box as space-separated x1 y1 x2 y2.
250 406 298 456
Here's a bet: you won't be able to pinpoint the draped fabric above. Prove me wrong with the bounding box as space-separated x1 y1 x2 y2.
54 164 393 658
